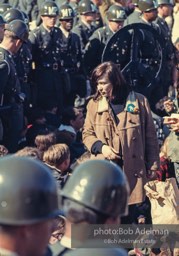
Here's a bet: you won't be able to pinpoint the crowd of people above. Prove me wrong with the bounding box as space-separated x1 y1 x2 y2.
0 0 179 256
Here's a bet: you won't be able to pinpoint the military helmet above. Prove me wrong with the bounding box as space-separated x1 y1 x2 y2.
3 8 24 23
132 0 139 6
138 0 157 12
77 0 96 15
156 0 173 6
0 3 12 16
106 5 127 21
0 156 61 225
59 4 75 20
0 15 6 25
5 19 29 42
61 160 129 217
40 1 59 16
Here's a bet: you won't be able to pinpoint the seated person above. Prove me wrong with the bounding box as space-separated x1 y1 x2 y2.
43 143 71 189
59 107 86 162
26 108 56 146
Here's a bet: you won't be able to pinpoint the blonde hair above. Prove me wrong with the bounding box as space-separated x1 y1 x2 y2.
43 143 70 167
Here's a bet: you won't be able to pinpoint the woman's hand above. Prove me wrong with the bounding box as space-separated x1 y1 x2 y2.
102 145 120 160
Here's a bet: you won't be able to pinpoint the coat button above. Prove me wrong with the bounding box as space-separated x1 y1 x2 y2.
132 137 136 140
134 173 138 177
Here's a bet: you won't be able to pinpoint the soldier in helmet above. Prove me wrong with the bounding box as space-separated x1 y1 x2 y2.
84 4 128 76
58 3 86 106
29 1 64 112
91 0 103 29
0 155 61 256
137 0 166 108
138 0 158 22
50 159 129 255
4 8 33 114
124 0 141 25
0 19 29 152
72 0 97 51
154 0 175 96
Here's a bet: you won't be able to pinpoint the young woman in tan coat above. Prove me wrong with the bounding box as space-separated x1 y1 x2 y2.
82 61 160 223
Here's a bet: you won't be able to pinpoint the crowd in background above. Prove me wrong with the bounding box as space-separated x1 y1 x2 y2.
0 0 178 255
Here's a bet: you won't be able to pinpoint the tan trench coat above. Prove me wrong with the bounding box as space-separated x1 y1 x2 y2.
83 93 159 205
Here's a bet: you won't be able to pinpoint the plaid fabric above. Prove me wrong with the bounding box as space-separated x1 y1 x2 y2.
157 156 175 181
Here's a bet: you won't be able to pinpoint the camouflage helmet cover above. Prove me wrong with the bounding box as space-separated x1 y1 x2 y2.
61 160 129 217
59 4 75 20
0 156 61 225
40 1 59 16
106 4 127 21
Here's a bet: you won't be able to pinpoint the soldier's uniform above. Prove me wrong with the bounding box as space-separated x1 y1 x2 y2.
84 5 128 75
29 1 64 111
154 0 175 96
0 20 28 152
124 0 141 26
4 8 33 112
14 41 32 112
84 26 114 75
72 0 97 51
135 2 164 107
59 4 86 106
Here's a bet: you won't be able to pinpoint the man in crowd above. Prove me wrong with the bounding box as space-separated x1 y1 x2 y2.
155 0 175 96
84 4 127 75
0 19 29 152
72 0 97 51
29 1 64 112
58 3 86 106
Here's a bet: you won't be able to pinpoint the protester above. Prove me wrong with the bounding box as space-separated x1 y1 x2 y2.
83 61 160 223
